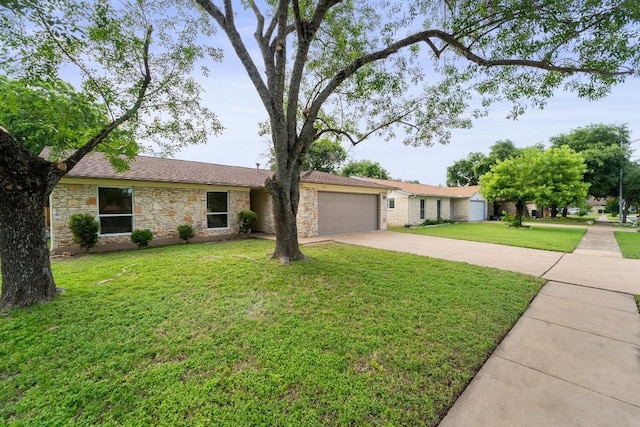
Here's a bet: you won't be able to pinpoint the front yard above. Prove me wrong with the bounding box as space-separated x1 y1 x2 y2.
390 222 587 252
0 239 544 426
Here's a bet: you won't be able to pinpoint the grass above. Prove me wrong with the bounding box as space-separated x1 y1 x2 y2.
614 231 640 259
390 222 586 252
635 295 640 313
525 215 596 225
0 240 544 426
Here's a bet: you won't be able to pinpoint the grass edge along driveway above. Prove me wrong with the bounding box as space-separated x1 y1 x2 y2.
390 222 587 252
0 239 544 426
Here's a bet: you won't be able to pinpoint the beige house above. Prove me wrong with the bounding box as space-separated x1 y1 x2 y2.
357 178 487 226
47 152 391 253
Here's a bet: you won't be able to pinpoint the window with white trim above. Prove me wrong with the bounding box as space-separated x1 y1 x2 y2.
98 187 133 234
420 199 425 219
388 198 395 209
207 191 228 228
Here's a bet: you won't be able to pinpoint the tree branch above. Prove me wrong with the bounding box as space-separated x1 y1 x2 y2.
196 0 273 116
62 26 154 172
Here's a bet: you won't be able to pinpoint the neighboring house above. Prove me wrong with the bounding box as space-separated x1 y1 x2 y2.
356 178 487 226
45 151 391 253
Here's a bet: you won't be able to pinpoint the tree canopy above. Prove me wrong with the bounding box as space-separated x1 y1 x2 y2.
0 76 133 155
480 146 588 223
341 160 390 179
549 124 632 199
303 138 348 173
446 140 521 186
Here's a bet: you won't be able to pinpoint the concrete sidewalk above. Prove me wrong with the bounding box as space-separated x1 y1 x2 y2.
331 226 640 426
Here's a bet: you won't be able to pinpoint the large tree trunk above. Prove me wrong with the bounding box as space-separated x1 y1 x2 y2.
0 190 58 309
1 127 62 310
266 172 305 263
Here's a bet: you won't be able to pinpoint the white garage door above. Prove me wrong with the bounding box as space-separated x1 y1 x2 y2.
318 192 379 235
469 200 486 221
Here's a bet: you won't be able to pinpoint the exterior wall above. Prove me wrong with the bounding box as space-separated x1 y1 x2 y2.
387 193 456 226
250 189 275 234
297 186 318 238
378 193 388 232
451 198 470 221
50 181 250 252
386 190 410 226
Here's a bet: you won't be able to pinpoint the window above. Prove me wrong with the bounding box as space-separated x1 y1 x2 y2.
388 198 395 209
420 199 425 220
207 191 228 228
98 187 133 234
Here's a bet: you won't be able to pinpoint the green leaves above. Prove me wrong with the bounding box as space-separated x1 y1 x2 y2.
340 159 390 179
0 0 223 162
550 124 631 198
480 145 589 213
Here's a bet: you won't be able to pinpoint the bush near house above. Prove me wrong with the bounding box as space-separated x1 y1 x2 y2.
131 229 153 248
68 213 99 253
237 209 257 234
177 224 195 243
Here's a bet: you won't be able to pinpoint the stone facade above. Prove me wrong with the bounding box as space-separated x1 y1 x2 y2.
386 190 452 226
50 181 249 252
451 198 470 221
297 186 318 238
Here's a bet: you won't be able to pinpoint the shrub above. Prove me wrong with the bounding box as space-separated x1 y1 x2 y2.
502 212 522 228
422 218 455 226
131 229 153 248
177 224 195 243
238 209 257 234
69 213 99 253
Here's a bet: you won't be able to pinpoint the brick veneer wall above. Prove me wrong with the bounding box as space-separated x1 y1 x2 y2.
50 182 250 252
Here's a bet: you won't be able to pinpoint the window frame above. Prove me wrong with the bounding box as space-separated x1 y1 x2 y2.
97 186 134 236
206 191 229 229
388 197 395 209
419 199 425 220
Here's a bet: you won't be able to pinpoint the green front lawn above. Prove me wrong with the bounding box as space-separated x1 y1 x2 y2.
390 222 586 252
614 231 640 259
0 240 544 426
525 215 596 225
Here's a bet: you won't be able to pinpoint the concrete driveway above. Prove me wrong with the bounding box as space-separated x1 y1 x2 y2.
332 230 564 276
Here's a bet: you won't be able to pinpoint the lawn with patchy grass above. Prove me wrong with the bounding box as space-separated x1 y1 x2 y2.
0 240 544 426
614 231 640 259
390 222 586 252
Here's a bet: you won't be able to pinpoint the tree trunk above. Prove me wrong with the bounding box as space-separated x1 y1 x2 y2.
550 204 558 218
514 200 525 227
1 127 62 310
0 187 58 310
267 172 305 263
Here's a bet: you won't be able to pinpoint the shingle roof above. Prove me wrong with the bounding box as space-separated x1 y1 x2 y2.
42 149 391 190
356 177 481 198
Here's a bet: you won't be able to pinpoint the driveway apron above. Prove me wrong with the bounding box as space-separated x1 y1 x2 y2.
331 226 640 426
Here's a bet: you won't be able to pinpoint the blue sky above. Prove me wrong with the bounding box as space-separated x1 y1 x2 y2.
173 58 640 186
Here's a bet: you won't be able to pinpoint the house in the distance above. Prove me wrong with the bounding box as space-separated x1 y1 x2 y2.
356 178 487 226
45 150 391 253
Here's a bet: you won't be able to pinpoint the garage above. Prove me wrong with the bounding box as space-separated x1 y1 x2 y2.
469 200 487 221
318 191 379 235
